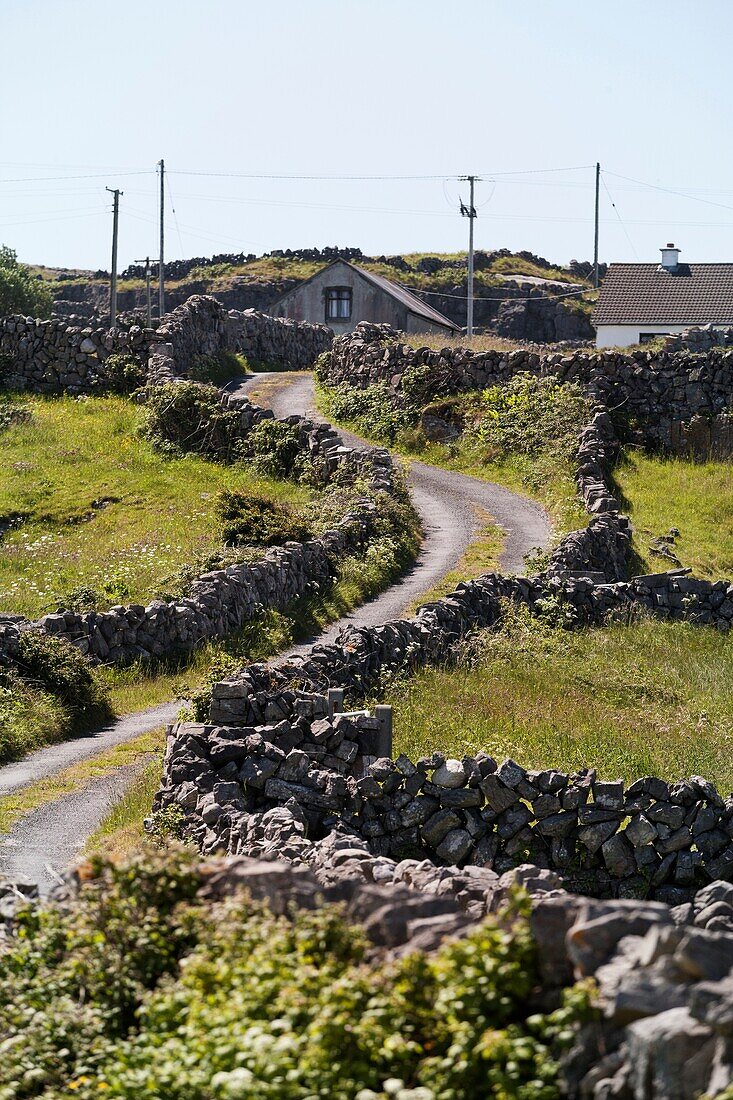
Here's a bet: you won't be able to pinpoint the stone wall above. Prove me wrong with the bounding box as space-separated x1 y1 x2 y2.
0 395 397 665
0 314 152 393
1 295 333 393
147 297 332 383
227 307 332 370
321 322 733 452
155 706 733 904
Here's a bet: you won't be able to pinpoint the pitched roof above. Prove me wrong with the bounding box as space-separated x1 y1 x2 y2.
345 262 457 331
593 263 733 325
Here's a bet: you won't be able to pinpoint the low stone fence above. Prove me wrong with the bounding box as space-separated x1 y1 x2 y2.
0 395 398 665
1 295 333 393
204 565 733 740
0 314 152 392
155 694 733 904
145 296 332 384
227 307 332 370
320 322 733 453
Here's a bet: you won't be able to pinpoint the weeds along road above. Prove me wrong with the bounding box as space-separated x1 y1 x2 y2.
0 371 550 892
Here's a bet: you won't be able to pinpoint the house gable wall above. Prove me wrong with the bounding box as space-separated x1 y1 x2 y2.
273 261 449 335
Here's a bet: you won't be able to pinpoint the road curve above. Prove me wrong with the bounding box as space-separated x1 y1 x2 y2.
0 372 550 891
230 372 550 649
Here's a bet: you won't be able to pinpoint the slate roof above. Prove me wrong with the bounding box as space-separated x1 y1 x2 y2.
346 262 457 331
593 263 733 325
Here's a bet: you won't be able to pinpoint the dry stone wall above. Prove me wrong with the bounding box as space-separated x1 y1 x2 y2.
0 395 397 665
1 294 332 393
321 322 733 452
0 314 152 392
155 706 733 904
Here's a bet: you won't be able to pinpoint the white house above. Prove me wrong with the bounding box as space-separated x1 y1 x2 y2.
593 244 733 348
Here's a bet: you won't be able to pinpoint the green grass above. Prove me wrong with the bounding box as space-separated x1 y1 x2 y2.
387 611 733 790
86 754 164 860
0 393 313 616
616 449 733 577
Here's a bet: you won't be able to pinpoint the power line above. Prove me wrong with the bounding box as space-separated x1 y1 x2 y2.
404 285 593 302
0 170 152 185
166 172 185 256
603 169 733 214
601 173 639 260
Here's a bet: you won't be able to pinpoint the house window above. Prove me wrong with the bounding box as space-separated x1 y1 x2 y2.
325 286 352 322
639 332 671 343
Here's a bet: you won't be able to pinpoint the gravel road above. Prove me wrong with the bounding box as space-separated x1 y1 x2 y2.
0 371 550 891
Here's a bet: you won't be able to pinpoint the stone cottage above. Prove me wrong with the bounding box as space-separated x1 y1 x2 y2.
593 243 733 347
270 259 457 336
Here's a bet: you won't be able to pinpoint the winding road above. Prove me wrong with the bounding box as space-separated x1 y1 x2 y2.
0 372 550 892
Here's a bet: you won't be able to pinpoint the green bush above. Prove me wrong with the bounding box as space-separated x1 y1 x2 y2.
0 246 52 318
142 381 243 461
0 670 69 763
0 398 30 432
321 381 418 444
10 631 112 728
215 488 312 548
187 351 244 386
243 418 315 482
103 353 147 394
0 849 593 1098
461 375 590 464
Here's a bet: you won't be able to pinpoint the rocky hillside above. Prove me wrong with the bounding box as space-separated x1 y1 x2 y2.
36 246 599 342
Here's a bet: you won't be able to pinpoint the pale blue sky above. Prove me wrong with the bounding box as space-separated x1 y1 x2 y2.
2 0 732 271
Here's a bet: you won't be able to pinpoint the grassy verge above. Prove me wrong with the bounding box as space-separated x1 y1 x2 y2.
0 392 313 617
386 609 733 790
0 727 164 836
616 449 733 577
406 507 503 612
85 755 163 860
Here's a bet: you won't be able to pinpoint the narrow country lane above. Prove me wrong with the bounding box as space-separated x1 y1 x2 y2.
0 372 550 892
230 371 550 650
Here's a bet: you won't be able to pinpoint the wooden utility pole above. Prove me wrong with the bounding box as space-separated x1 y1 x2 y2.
460 176 478 337
158 159 165 317
594 162 601 288
106 187 122 325
135 257 152 326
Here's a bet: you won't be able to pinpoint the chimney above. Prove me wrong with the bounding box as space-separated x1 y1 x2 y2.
660 242 681 271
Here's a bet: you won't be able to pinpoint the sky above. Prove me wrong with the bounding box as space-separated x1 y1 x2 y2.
2 0 733 272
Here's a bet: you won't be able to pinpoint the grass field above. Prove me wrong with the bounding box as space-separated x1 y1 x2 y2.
616 449 733 578
387 610 733 790
0 393 313 617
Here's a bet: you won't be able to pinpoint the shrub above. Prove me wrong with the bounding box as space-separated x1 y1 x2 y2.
461 374 590 464
243 418 315 481
142 381 242 461
187 351 244 386
0 670 69 763
215 488 312 547
0 245 53 318
11 631 112 727
321 381 418 444
103 352 147 394
0 398 30 431
0 850 593 1098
